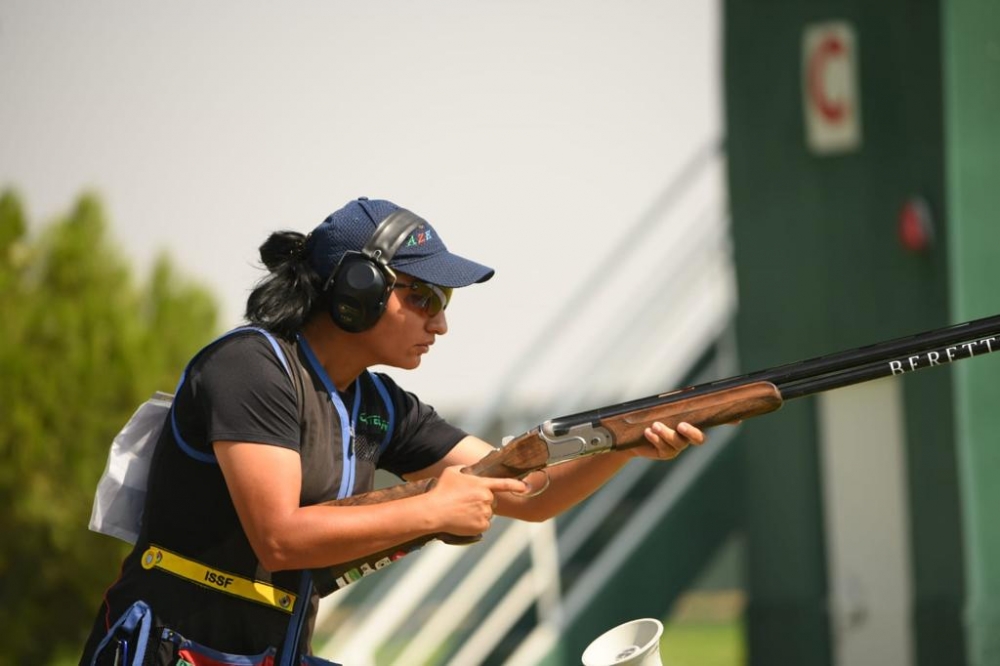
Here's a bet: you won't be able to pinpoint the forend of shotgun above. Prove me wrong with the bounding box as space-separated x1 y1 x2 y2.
536 380 784 465
606 380 784 449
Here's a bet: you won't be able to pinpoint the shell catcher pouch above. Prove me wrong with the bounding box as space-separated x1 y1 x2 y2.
89 601 341 666
89 328 292 544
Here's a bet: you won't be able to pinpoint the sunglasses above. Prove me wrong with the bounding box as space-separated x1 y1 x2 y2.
392 280 453 317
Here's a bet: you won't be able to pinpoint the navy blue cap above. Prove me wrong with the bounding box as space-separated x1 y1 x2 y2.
307 198 495 288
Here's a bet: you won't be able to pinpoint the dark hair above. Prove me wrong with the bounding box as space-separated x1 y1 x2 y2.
245 231 326 339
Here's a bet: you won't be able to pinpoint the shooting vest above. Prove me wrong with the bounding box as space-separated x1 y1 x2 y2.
94 328 395 661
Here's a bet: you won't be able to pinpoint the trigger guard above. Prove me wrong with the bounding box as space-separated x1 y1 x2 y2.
439 533 482 546
515 470 550 498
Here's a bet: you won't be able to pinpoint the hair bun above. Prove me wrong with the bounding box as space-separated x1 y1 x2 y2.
259 231 307 271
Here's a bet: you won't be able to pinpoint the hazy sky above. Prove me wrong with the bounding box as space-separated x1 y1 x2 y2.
0 1 722 415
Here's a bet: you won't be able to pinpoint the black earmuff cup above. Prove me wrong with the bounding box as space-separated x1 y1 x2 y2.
325 210 425 332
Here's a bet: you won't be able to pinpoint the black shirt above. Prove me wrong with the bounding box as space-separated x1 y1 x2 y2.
82 330 466 661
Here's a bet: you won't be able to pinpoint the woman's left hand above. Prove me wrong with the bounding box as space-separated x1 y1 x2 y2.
632 421 706 461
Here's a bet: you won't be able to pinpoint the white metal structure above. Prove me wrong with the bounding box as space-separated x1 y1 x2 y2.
819 379 914 666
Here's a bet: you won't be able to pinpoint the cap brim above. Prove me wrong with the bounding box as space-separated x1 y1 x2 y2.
390 253 495 288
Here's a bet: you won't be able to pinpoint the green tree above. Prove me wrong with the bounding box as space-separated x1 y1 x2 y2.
0 189 219 665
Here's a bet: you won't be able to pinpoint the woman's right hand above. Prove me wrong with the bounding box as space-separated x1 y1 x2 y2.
426 465 528 537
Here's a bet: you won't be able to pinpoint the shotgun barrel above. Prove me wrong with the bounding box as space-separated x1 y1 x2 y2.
547 312 1000 433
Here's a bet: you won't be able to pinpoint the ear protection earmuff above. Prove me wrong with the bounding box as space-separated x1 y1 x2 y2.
324 209 425 332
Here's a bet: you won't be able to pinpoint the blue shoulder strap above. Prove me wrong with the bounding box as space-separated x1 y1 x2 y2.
171 327 292 463
88 600 153 666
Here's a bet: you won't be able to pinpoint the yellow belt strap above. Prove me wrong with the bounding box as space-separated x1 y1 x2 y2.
142 545 297 614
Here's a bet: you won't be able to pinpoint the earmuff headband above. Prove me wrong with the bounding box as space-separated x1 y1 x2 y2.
360 210 425 268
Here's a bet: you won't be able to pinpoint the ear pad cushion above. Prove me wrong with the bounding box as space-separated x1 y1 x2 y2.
328 254 392 332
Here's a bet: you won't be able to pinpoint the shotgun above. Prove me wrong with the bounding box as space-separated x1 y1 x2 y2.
312 313 1000 596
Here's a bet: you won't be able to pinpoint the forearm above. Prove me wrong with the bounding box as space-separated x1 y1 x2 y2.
253 494 439 571
496 448 634 522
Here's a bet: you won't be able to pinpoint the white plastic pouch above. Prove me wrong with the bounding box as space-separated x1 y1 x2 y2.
89 391 174 544
89 327 293 545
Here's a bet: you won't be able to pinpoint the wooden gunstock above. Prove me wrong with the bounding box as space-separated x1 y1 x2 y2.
320 476 436 507
310 476 471 595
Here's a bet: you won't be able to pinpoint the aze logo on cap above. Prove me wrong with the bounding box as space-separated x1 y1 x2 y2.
404 227 433 247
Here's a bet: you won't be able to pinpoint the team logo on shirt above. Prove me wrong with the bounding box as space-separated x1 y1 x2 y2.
359 413 389 432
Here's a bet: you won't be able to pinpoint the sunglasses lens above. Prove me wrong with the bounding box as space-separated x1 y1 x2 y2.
431 285 453 315
398 281 452 316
